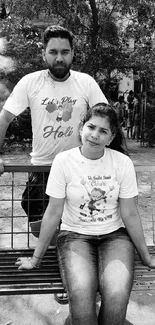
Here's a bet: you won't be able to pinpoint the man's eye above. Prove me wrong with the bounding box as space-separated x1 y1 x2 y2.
50 51 57 55
62 51 69 55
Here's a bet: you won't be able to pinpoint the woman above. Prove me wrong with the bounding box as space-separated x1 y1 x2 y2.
16 103 155 325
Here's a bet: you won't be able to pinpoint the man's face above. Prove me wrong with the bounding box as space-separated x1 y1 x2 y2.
42 37 74 81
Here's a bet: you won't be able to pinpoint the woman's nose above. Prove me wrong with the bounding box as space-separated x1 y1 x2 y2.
91 131 99 139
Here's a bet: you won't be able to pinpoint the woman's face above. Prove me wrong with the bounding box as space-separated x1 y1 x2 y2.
80 115 115 159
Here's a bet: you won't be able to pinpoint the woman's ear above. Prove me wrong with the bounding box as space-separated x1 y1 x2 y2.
107 134 115 146
79 126 83 137
111 134 116 142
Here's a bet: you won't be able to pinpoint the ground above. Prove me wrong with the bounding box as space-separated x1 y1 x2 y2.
0 136 155 325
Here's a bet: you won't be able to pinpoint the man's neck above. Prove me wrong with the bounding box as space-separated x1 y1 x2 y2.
48 70 71 82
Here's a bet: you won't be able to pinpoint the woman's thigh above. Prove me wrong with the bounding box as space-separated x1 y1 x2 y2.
98 228 135 298
57 231 98 299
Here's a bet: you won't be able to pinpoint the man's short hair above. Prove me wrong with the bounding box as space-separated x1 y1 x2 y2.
43 25 74 49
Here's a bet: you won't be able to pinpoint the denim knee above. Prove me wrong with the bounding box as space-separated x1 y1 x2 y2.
98 229 134 300
102 259 133 294
57 230 98 296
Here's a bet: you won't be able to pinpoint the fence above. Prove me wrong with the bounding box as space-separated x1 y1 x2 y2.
0 165 155 249
0 165 50 249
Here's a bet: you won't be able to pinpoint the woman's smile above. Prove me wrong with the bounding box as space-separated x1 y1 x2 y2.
88 140 99 146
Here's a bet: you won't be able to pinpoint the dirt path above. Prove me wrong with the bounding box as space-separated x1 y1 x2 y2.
126 138 155 245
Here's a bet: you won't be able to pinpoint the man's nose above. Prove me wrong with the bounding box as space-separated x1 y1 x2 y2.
56 53 63 62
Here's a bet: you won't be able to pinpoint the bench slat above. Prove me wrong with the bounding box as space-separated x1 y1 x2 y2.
0 246 154 295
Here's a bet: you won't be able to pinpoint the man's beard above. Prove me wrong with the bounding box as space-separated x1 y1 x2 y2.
46 61 72 79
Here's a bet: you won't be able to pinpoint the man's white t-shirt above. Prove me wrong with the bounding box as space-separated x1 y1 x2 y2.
4 69 108 165
46 147 138 235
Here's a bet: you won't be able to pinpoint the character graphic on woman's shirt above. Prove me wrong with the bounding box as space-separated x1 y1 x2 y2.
80 179 114 216
87 188 107 215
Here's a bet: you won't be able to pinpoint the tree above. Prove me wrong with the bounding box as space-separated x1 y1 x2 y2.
2 0 155 80
1 0 155 143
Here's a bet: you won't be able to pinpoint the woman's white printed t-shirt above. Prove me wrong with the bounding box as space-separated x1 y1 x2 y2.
46 147 138 235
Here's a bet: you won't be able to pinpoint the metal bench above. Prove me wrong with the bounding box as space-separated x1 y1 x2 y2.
0 165 155 296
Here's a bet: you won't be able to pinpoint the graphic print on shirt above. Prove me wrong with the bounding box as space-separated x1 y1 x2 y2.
41 96 78 139
79 176 114 222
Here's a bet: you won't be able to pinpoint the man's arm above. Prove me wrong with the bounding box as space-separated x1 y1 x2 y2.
87 75 108 106
0 109 16 174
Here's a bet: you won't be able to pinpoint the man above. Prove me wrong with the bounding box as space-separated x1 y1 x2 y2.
0 25 108 303
126 90 137 139
114 95 126 127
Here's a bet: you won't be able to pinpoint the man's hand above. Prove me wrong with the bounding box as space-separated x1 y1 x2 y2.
0 157 4 175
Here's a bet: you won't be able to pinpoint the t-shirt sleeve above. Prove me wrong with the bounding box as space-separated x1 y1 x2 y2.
119 157 138 198
87 76 108 107
3 76 29 116
46 155 66 198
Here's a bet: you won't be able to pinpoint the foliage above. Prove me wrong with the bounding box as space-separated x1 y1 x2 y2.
1 1 155 84
5 107 32 143
1 1 155 76
1 0 155 143
0 17 43 84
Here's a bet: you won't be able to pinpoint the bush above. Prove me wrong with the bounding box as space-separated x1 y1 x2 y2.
6 107 32 144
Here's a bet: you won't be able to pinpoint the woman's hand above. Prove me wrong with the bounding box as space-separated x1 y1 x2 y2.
15 257 39 270
147 256 155 269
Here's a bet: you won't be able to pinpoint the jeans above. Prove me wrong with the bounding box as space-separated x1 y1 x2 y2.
57 228 135 325
21 172 49 223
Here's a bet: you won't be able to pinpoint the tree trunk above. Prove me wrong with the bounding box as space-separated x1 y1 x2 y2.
82 0 99 73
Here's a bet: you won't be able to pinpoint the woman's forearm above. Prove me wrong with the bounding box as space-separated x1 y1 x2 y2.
123 212 151 266
31 204 62 266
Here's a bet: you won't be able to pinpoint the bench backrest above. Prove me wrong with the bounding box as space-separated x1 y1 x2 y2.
0 165 155 249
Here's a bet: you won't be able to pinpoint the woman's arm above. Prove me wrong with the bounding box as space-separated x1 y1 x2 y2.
16 196 65 270
120 197 155 268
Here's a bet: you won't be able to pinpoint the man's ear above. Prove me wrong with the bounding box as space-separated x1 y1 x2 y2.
42 49 46 62
71 48 74 60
